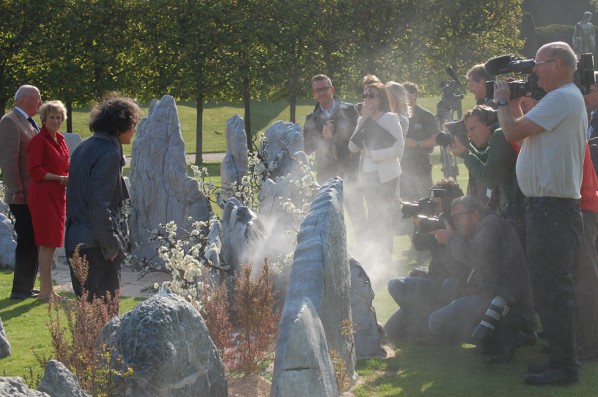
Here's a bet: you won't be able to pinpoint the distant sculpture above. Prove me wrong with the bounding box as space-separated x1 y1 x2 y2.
573 11 595 55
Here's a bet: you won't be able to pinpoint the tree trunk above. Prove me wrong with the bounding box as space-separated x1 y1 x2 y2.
66 101 73 133
243 88 252 150
195 94 204 165
289 94 296 123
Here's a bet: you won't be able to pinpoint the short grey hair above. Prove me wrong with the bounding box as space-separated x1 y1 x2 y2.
14 85 39 102
544 42 577 72
451 195 485 214
39 100 67 124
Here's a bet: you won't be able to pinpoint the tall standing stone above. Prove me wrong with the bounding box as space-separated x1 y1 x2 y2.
0 212 16 268
270 298 339 397
128 96 211 269
273 177 356 386
220 115 248 202
0 316 11 358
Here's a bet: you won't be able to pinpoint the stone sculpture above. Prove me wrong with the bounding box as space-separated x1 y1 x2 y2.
39 360 90 397
573 11 595 55
273 177 356 386
350 258 386 359
220 115 248 202
259 121 304 180
0 316 11 358
100 293 227 397
62 133 82 157
128 96 211 269
0 377 49 396
0 212 16 268
270 298 339 397
221 197 266 275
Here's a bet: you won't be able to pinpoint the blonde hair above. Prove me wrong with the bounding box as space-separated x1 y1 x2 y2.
39 100 67 124
386 81 412 118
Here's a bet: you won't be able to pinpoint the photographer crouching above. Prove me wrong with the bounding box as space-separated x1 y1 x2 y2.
430 196 535 363
385 180 467 341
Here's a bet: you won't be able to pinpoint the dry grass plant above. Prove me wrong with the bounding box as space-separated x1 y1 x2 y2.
43 246 132 396
202 259 280 377
330 319 356 393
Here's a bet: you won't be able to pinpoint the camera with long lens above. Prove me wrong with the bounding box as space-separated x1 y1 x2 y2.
484 53 596 100
471 296 510 343
484 55 546 100
401 198 435 218
416 215 446 233
436 119 468 148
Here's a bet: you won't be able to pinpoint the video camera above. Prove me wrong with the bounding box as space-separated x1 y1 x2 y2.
435 119 468 148
483 53 595 100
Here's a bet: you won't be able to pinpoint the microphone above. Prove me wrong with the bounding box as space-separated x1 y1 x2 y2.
484 55 515 77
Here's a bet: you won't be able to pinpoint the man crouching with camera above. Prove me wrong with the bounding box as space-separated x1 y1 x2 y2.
430 195 535 363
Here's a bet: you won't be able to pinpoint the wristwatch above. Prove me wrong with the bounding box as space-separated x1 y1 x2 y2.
497 98 509 107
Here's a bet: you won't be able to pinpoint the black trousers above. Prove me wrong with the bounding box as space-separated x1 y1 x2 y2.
525 201 582 374
9 204 39 295
67 246 121 301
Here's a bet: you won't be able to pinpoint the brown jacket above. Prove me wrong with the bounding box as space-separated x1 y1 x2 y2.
0 109 38 203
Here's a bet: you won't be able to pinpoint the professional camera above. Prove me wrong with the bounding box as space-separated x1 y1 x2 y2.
436 119 468 147
401 188 446 218
471 296 510 343
484 53 596 99
416 215 446 233
484 55 546 100
401 198 435 218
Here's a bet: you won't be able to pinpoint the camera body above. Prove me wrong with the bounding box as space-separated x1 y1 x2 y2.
483 53 595 100
401 189 446 218
436 119 468 148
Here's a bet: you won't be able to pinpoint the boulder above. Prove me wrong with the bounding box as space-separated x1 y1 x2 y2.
0 212 16 268
100 293 227 397
0 377 49 396
0 316 11 358
38 360 90 397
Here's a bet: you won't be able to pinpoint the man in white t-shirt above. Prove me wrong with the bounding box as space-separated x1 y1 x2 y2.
495 42 586 386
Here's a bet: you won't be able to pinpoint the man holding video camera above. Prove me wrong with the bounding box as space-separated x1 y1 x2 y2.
431 196 534 363
494 42 586 385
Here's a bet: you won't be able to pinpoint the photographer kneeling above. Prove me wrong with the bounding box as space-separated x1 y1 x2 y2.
384 180 467 341
429 196 534 362
448 105 525 241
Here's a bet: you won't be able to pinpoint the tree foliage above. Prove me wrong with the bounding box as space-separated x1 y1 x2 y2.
0 0 524 151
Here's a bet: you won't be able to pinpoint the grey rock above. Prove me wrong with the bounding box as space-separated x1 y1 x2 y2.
128 96 211 269
204 219 222 269
100 293 227 397
38 360 90 397
62 133 82 157
273 178 356 385
0 316 11 358
270 298 339 397
0 377 49 396
350 258 386 359
220 115 248 202
259 121 304 180
0 212 15 268
221 198 266 275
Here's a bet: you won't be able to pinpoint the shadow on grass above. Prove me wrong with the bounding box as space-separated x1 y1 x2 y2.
355 339 598 397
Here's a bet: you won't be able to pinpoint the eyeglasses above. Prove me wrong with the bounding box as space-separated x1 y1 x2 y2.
362 93 380 99
313 86 331 94
451 210 472 220
534 59 556 66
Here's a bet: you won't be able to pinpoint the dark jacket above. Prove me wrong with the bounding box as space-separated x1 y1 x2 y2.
449 212 533 316
65 132 129 260
460 127 524 214
303 96 359 183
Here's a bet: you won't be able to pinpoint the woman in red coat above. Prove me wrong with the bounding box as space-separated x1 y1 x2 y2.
28 100 69 301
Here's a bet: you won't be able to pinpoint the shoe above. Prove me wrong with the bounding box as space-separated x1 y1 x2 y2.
524 368 579 386
528 361 551 374
10 292 39 300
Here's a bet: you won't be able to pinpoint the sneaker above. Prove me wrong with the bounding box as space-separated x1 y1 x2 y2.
524 368 579 386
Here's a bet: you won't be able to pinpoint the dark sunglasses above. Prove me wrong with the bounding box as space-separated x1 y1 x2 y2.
362 93 380 99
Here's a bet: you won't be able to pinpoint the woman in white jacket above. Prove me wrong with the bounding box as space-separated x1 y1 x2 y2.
349 82 404 265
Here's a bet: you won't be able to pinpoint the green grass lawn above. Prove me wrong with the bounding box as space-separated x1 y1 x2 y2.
0 268 143 384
